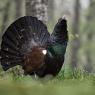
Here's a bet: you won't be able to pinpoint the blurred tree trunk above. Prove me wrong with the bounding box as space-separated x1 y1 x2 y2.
84 0 95 72
25 0 48 24
71 0 80 71
15 0 25 19
48 0 54 23
0 7 5 44
1 1 11 33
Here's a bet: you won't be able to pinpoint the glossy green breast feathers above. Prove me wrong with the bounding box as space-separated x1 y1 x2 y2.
48 43 67 57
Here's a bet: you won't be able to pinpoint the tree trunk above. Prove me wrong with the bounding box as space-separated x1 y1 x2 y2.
1 1 11 33
25 0 48 24
15 0 25 19
84 0 95 73
48 0 54 23
71 0 80 71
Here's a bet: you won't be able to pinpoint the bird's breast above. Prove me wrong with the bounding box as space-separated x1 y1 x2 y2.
23 47 46 74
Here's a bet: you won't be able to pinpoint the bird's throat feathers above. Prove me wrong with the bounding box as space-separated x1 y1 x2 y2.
48 43 67 58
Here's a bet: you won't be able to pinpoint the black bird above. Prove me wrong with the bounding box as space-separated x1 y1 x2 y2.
0 16 68 77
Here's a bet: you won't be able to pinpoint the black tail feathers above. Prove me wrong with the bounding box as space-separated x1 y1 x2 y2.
0 16 50 71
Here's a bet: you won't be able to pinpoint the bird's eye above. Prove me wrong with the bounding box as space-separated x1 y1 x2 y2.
42 50 47 55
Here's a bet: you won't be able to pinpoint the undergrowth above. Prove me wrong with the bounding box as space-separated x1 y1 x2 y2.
0 66 95 95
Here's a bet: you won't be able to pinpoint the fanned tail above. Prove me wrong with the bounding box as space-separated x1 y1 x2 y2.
0 16 50 71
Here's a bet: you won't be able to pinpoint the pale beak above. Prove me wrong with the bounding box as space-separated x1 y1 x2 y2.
42 50 47 55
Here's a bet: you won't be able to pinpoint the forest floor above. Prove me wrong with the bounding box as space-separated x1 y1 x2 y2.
0 71 95 95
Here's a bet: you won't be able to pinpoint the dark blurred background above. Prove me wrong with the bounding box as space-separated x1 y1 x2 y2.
0 0 95 74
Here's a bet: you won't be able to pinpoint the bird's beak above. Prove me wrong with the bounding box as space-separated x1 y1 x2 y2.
42 50 47 55
62 15 66 19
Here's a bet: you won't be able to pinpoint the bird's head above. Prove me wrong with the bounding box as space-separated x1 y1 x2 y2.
57 16 67 28
22 46 47 75
52 16 68 43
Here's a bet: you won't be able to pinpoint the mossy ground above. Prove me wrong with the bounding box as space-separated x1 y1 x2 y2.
0 69 95 95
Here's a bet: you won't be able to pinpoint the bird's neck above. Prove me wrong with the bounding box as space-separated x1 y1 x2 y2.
48 42 67 58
